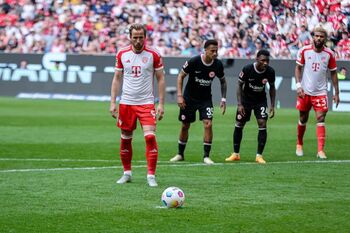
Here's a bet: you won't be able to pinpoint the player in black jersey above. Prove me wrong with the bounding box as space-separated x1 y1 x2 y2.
170 40 227 165
225 49 276 164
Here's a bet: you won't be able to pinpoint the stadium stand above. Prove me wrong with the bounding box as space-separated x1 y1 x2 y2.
0 0 349 59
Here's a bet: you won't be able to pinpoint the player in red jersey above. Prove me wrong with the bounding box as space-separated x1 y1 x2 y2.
110 23 165 187
295 27 340 159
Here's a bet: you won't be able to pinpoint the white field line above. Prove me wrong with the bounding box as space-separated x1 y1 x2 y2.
0 158 193 164
0 160 349 173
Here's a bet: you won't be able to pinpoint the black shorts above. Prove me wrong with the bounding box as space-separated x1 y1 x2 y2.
179 97 213 123
235 102 268 123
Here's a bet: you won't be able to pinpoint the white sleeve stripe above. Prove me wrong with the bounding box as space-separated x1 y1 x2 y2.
115 68 123 71
296 61 304 66
329 67 337 71
155 66 164 71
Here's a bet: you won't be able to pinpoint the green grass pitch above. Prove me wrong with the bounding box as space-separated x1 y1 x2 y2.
0 97 349 233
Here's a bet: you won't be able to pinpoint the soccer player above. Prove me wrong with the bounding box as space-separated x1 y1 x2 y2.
109 23 165 187
169 39 227 165
295 26 340 159
225 49 276 164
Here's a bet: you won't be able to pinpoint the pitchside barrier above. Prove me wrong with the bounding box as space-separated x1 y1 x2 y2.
0 53 349 111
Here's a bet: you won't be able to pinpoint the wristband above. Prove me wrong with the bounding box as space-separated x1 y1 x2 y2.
221 98 226 102
296 82 302 89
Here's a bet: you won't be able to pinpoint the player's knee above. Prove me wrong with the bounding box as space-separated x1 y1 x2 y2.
144 132 157 146
257 119 266 127
235 121 245 128
316 115 325 123
203 120 212 129
121 131 133 139
181 123 191 131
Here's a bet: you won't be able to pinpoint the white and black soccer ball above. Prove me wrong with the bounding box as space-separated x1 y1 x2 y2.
161 187 185 208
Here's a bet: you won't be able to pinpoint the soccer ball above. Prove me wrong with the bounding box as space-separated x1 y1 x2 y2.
161 187 185 208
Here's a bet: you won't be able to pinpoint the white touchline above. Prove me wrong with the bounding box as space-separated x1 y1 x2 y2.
0 160 349 173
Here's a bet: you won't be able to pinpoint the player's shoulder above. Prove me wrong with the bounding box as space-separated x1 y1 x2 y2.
266 65 275 74
189 55 201 62
214 58 224 66
116 45 132 56
144 46 162 57
300 44 313 53
184 55 201 67
322 47 335 57
243 63 254 71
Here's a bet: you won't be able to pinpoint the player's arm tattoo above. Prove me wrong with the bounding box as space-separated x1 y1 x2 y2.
269 82 276 108
237 80 244 105
219 77 227 98
177 70 187 96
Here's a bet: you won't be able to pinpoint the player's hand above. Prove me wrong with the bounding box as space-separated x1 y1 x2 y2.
237 104 245 117
269 107 275 118
333 94 340 108
177 95 186 109
297 87 305 98
157 104 164 121
220 101 226 115
110 102 118 119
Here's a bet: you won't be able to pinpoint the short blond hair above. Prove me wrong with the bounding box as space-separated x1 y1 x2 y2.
313 26 327 38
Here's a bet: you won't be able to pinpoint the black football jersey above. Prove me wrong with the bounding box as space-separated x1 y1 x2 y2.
238 63 275 104
182 55 224 100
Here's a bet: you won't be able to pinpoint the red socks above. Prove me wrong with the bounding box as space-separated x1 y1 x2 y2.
316 123 325 152
145 134 158 175
297 121 306 145
120 137 132 172
119 134 158 175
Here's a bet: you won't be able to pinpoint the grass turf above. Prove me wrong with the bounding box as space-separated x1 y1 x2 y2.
0 97 349 233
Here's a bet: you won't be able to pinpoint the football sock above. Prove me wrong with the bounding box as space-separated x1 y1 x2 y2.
257 128 267 155
316 123 325 152
297 121 306 145
233 125 243 153
178 140 187 158
120 136 132 172
203 141 212 158
145 133 158 175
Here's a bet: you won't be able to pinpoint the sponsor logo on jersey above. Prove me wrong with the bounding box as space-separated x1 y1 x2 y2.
249 83 264 92
195 77 211 86
209 71 215 78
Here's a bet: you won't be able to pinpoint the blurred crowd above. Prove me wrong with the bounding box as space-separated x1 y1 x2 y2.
0 0 349 59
